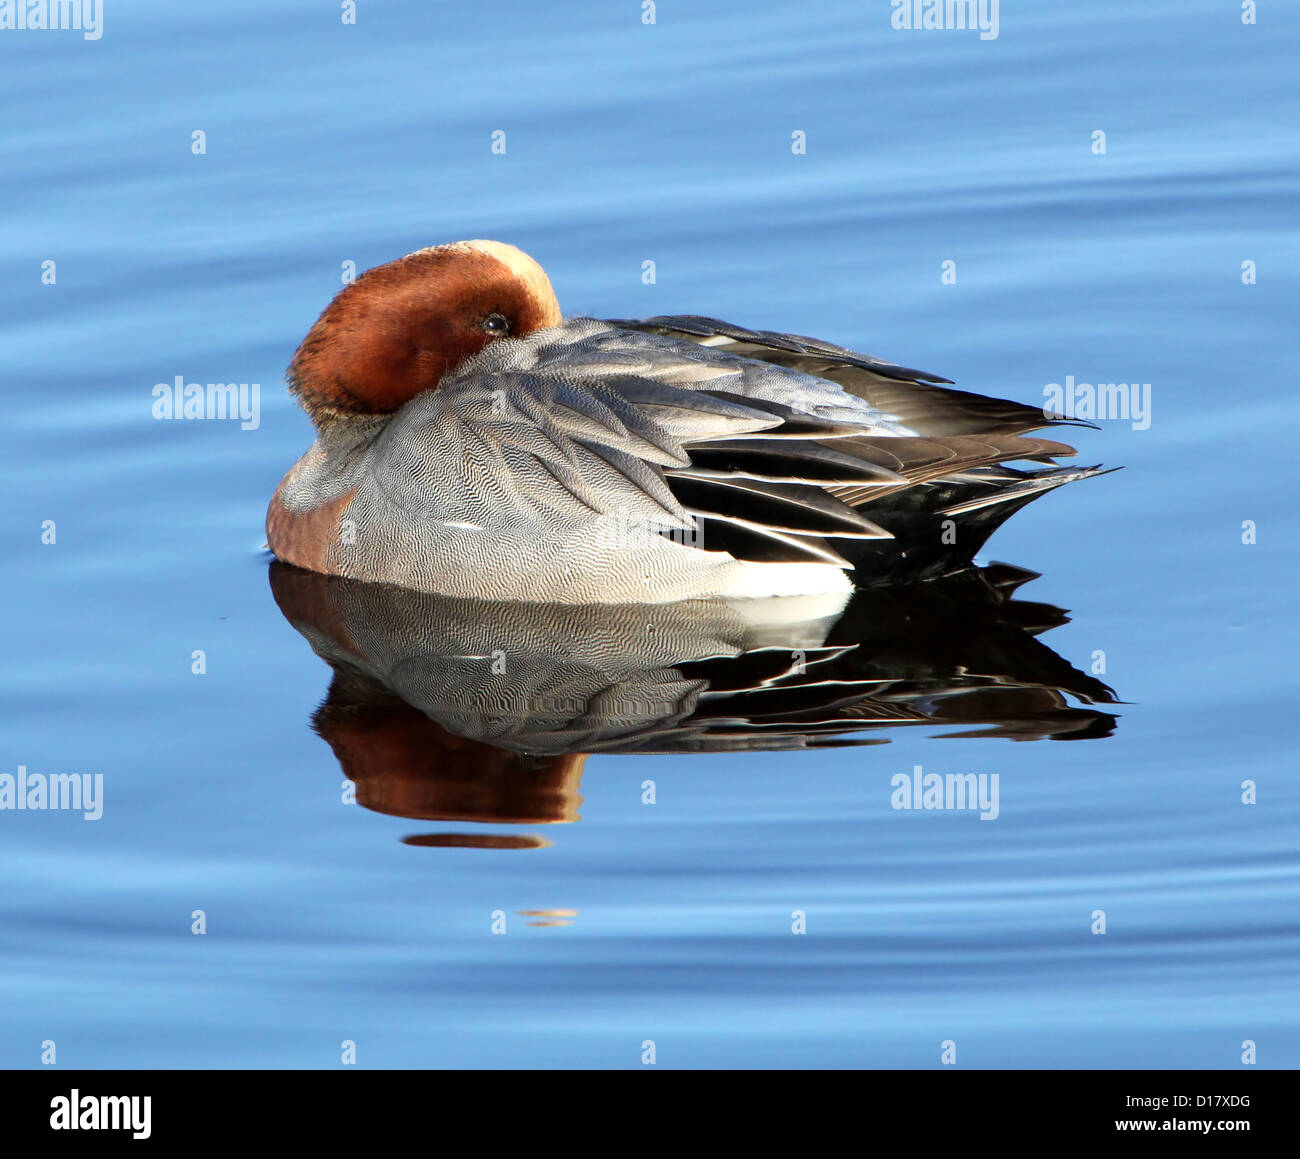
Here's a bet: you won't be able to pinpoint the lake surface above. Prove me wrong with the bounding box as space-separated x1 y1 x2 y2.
2 0 1297 1068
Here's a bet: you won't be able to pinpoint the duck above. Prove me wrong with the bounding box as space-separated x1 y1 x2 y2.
267 240 1107 604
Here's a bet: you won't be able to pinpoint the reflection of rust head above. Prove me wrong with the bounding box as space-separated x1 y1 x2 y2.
315 692 586 824
268 561 365 659
401 833 553 851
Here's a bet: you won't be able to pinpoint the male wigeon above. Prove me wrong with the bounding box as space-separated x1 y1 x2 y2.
267 240 1105 602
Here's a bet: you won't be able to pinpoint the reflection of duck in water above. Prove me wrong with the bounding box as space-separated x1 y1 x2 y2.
270 561 1117 846
268 241 1111 604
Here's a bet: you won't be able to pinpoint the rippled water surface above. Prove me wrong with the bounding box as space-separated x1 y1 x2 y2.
3 0 1297 1067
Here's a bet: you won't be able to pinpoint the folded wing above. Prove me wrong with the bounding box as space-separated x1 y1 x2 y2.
401 317 1110 576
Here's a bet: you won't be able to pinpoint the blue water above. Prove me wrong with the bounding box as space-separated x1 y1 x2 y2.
3 0 1297 1068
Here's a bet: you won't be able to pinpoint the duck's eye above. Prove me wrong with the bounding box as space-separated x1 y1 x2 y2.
481 313 512 336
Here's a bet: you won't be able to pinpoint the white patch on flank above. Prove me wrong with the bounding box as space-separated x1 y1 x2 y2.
719 561 854 600
722 597 852 634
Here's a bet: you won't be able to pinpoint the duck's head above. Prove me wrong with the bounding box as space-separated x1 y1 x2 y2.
286 240 562 424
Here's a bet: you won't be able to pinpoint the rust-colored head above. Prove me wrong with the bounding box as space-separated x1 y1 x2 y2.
286 240 562 423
